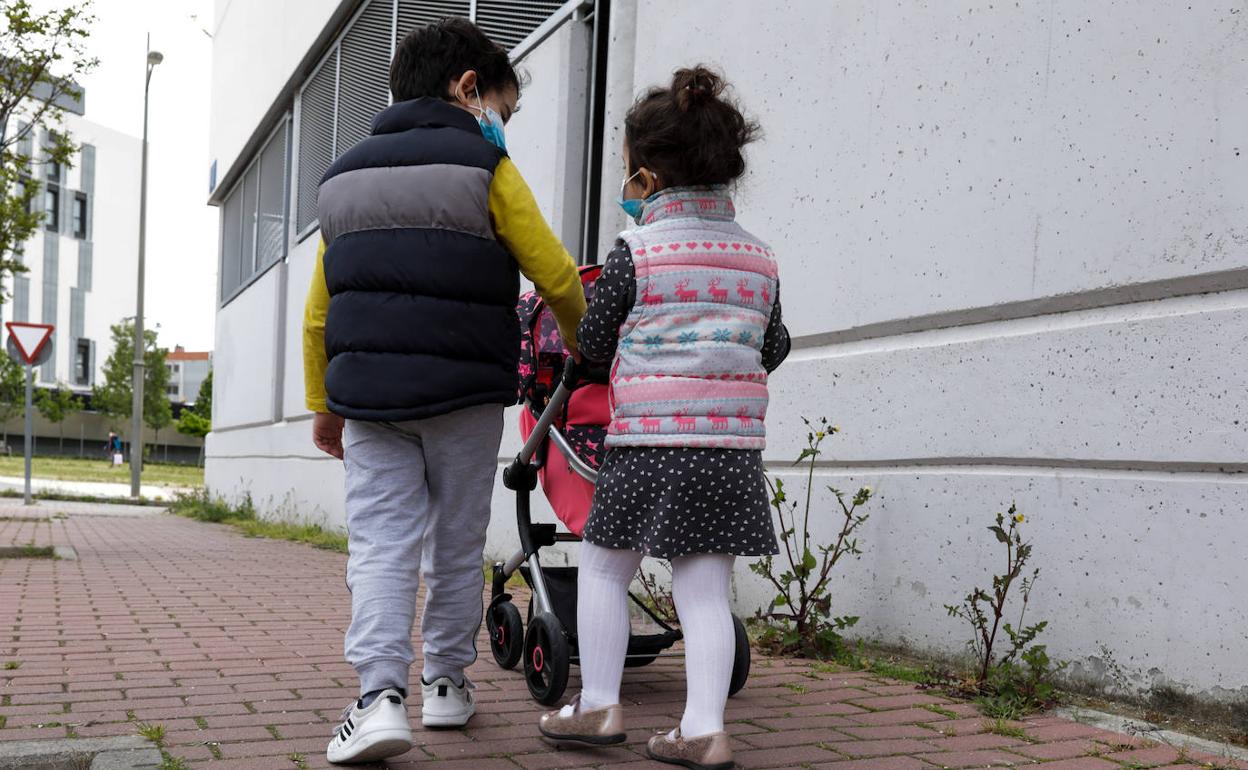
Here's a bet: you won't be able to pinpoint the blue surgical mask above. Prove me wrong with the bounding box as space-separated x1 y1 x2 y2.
471 87 507 152
617 169 645 224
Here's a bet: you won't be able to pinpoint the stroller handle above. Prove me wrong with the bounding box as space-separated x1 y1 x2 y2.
517 379 573 466
516 358 599 466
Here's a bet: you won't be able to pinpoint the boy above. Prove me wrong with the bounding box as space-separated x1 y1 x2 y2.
303 17 585 764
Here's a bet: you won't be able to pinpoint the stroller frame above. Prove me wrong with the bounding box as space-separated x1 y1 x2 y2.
490 362 752 705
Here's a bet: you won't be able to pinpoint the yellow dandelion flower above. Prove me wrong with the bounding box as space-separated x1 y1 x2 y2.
1013 514 1025 523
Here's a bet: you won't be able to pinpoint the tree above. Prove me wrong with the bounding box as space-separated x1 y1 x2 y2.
92 320 171 450
0 352 24 446
34 383 81 452
1 2 97 296
176 369 211 439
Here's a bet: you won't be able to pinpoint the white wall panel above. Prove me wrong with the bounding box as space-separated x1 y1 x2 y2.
212 269 280 429
631 0 1248 338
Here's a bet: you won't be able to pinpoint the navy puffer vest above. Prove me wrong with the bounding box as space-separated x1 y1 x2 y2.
317 98 518 421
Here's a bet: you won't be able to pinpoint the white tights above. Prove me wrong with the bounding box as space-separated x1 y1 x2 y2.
576 542 736 738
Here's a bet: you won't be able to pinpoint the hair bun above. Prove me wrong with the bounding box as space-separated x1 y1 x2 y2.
672 65 723 112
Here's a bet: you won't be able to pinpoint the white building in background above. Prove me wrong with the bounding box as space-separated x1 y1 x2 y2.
165 346 212 404
2 87 142 392
205 1 1248 702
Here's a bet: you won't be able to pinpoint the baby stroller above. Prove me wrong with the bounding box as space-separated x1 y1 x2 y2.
488 265 752 705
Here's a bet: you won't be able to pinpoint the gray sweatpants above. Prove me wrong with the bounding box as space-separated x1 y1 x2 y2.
342 404 504 696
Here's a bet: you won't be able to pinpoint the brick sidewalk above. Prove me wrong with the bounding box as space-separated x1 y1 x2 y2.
1 504 1242 770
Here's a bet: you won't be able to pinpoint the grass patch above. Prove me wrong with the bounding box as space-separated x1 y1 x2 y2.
4 660 22 670
0 455 203 488
984 717 1030 740
0 488 165 506
170 491 347 553
0 544 56 559
832 646 941 685
0 714 6 729
924 703 959 719
137 722 166 746
160 753 192 770
288 753 308 769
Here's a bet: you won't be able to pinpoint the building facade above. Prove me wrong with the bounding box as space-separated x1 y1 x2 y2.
165 346 211 404
2 91 142 394
205 1 1248 702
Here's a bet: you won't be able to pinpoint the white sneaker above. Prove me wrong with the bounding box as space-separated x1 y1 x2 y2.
421 675 476 728
326 688 412 764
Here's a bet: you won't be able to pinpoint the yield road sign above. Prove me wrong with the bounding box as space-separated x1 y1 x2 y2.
6 322 54 366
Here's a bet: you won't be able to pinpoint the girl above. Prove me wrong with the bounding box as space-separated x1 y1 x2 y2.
538 66 789 770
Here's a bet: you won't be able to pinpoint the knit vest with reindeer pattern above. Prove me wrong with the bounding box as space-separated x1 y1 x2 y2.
607 186 778 450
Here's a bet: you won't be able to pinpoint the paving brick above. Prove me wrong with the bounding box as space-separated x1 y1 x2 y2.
915 749 1032 767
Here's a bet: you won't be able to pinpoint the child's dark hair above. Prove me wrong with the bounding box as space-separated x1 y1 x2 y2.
390 17 520 102
624 66 759 187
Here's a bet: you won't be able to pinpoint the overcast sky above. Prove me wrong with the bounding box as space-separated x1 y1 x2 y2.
68 0 218 352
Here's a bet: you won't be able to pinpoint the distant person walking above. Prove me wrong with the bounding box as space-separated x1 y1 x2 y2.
302 17 585 765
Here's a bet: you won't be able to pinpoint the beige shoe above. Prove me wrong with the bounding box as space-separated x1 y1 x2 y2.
647 728 734 770
538 694 626 746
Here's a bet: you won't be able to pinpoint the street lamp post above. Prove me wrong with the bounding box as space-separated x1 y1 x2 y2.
130 39 162 498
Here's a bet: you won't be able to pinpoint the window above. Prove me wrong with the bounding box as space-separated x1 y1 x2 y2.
74 339 92 386
72 192 88 238
166 384 180 397
46 158 60 181
474 0 567 50
45 184 59 230
220 119 290 301
222 0 572 268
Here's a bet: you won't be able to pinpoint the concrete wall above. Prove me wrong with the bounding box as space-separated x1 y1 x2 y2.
206 0 1248 702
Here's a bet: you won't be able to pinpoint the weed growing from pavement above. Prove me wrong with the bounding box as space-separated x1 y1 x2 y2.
288 753 309 769
985 717 1031 740
924 703 958 719
170 490 347 553
943 504 1065 718
137 722 166 746
750 417 873 658
3 660 21 670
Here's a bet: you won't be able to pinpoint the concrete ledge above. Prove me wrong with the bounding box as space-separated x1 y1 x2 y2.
0 736 161 770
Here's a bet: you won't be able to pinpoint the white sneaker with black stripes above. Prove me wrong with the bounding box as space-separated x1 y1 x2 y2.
421 675 476 728
325 688 412 764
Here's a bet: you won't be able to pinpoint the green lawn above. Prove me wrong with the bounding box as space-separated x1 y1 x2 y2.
0 455 203 487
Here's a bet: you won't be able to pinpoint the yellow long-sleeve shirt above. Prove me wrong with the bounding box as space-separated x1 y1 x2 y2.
302 156 586 414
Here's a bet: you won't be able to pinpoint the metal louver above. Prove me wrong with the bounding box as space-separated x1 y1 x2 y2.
396 0 471 44
296 47 338 234
474 0 566 50
337 0 393 153
256 123 288 269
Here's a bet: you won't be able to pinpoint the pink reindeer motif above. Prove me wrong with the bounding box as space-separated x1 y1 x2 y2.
641 286 664 305
674 279 700 303
673 409 699 433
664 199 685 214
612 418 632 434
735 406 753 429
736 279 756 305
761 284 772 305
639 413 663 433
707 277 729 303
707 408 729 431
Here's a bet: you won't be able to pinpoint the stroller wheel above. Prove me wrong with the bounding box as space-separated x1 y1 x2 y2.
487 600 524 669
524 612 570 705
728 614 751 697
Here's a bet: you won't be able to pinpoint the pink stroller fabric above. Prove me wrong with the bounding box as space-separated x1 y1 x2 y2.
518 382 608 536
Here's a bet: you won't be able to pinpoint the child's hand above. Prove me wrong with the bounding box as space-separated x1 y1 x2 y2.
312 412 346 460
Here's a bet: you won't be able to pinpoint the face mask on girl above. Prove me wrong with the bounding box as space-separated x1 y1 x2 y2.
617 169 655 225
468 86 507 152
